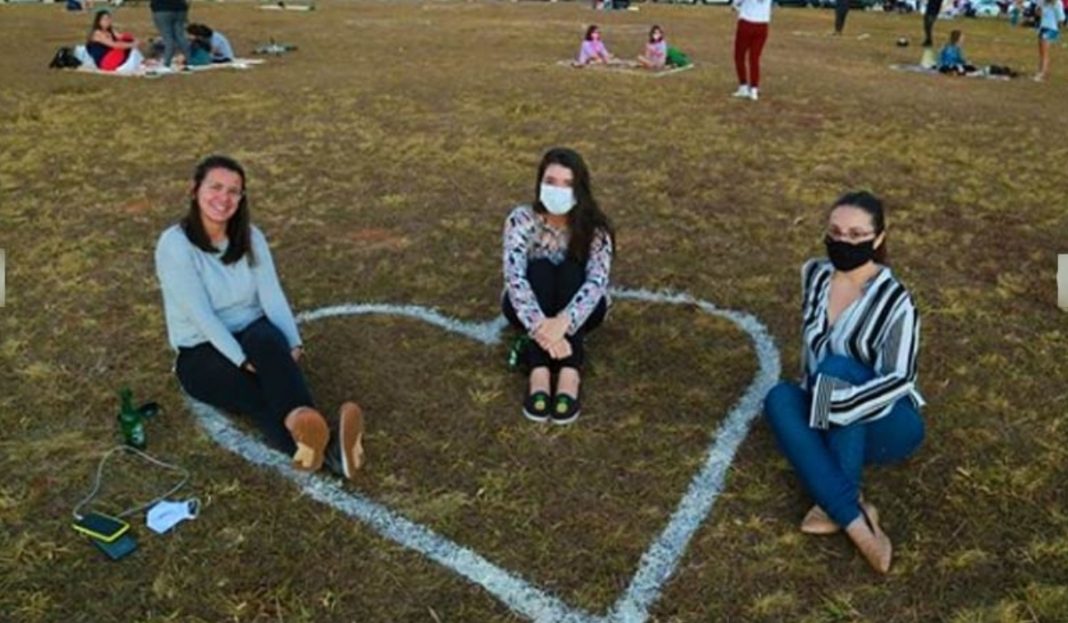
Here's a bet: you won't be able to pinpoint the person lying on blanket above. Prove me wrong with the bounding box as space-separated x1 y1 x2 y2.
86 10 144 73
576 25 614 66
186 23 235 65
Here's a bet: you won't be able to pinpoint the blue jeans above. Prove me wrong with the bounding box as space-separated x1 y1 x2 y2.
763 355 924 527
152 9 191 66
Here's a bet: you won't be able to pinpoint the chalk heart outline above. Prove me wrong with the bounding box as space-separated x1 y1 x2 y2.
187 287 781 623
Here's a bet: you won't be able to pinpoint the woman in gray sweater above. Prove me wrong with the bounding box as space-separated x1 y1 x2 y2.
155 155 364 479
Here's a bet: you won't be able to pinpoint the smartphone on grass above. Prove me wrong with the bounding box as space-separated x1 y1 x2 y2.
72 512 130 543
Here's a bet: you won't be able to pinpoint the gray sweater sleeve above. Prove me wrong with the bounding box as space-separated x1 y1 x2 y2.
250 228 302 349
155 229 247 367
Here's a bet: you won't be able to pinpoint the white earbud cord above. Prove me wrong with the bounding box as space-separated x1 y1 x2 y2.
72 445 190 521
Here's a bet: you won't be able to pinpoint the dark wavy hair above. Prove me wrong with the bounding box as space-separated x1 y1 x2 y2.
532 147 615 263
89 9 115 39
181 155 254 266
649 25 664 43
831 190 887 265
187 23 214 39
585 25 600 41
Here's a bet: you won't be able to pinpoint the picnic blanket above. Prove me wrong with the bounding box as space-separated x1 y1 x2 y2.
72 53 265 78
555 59 696 77
258 1 315 10
889 63 1013 81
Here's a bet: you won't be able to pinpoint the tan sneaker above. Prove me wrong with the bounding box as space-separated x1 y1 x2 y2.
324 402 365 480
284 407 329 472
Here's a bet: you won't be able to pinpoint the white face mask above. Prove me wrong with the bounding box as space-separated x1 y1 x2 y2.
539 184 576 216
146 498 200 535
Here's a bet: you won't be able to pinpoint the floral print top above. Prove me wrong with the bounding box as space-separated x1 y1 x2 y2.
502 204 613 336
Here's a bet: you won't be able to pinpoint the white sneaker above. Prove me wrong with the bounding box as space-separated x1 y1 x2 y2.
731 85 750 98
749 88 759 101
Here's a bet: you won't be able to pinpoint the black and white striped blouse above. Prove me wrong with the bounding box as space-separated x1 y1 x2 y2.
800 259 925 429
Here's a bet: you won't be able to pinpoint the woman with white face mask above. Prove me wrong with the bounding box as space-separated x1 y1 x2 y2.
501 148 615 425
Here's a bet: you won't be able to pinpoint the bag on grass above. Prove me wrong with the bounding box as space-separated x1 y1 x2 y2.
49 47 82 69
666 46 691 68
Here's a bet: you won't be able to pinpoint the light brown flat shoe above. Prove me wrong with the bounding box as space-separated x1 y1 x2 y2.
284 407 329 472
801 501 879 536
845 507 892 574
337 401 365 479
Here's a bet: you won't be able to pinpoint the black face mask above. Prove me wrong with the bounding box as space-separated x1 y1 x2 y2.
825 236 877 272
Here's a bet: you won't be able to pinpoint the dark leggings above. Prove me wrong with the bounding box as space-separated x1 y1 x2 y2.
922 0 944 47
176 317 313 455
835 0 850 34
502 258 607 371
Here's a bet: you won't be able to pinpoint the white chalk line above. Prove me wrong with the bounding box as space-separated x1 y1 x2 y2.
188 286 780 623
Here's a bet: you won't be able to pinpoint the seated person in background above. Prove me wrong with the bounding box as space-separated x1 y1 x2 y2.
576 25 613 65
937 30 977 73
186 23 235 65
637 25 667 69
86 10 144 73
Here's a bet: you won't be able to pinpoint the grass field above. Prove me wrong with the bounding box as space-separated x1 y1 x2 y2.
2 0 1068 621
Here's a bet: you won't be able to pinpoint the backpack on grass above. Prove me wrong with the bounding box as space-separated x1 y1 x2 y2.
49 46 82 69
666 46 691 68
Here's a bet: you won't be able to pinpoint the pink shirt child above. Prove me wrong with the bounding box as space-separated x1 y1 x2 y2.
645 40 667 66
578 39 609 64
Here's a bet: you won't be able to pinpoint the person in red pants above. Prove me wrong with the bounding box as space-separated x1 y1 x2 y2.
732 0 772 101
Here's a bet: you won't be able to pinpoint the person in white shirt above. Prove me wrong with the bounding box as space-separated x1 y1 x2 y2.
732 0 772 101
155 155 365 480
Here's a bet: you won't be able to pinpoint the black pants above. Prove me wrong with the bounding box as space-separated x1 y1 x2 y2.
176 317 314 455
922 0 943 46
502 258 607 371
835 0 850 33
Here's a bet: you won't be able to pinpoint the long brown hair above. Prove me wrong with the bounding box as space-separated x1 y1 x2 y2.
532 147 615 263
181 155 254 265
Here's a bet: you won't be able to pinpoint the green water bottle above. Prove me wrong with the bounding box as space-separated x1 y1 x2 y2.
507 335 531 371
118 388 146 449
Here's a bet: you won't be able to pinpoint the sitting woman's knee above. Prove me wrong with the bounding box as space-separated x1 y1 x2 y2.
241 319 288 352
526 258 555 280
763 381 804 423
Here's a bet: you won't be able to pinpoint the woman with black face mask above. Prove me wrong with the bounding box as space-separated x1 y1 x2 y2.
763 191 925 575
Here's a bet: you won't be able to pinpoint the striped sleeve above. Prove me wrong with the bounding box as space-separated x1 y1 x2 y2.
810 295 920 428
798 259 822 389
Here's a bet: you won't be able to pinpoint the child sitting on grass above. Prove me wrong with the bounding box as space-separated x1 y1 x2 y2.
576 25 613 66
937 30 977 74
186 23 235 65
638 25 667 69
